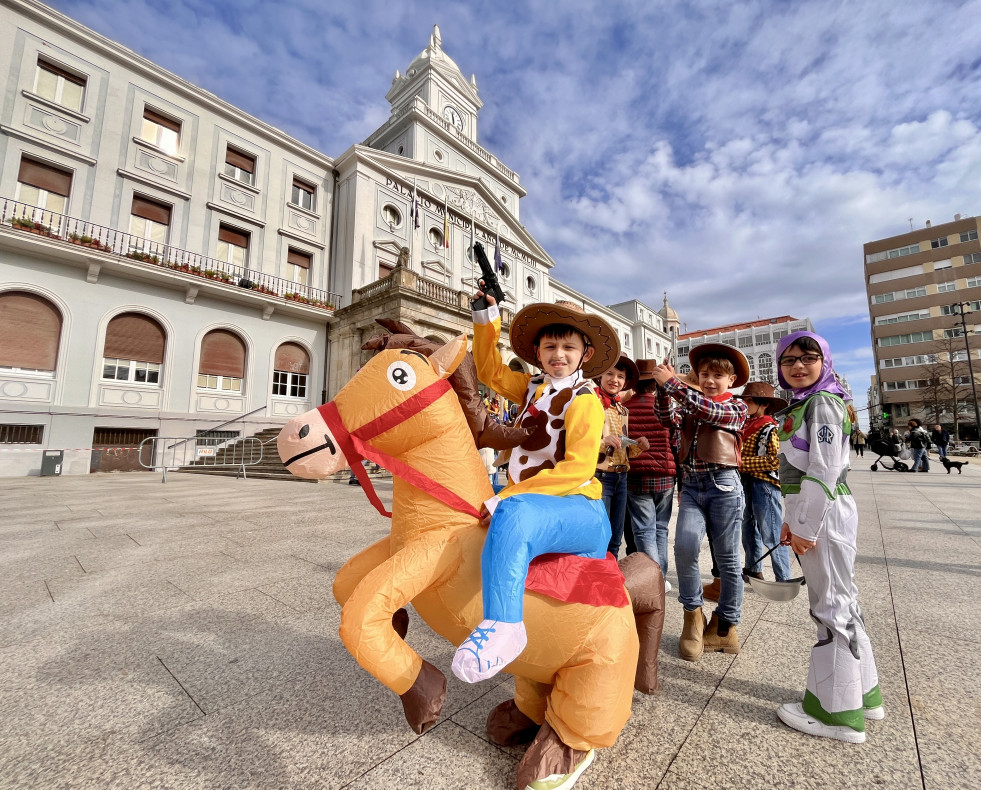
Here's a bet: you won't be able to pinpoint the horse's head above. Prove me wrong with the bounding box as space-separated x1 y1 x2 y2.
278 335 468 480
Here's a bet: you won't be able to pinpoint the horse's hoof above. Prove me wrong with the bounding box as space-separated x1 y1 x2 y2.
393 607 409 640
487 699 540 747
399 659 446 734
516 721 594 790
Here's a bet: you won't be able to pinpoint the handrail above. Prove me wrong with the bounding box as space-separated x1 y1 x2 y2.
1 197 342 310
166 404 268 450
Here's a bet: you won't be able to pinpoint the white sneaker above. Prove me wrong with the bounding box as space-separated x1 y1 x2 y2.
777 702 865 743
664 580 672 593
864 705 885 720
452 620 527 683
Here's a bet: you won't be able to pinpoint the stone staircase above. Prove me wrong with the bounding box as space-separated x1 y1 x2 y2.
175 426 392 483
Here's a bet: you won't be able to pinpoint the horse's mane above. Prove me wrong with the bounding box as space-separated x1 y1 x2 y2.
361 319 530 451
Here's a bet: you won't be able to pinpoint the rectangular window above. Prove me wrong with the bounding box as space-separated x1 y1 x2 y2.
960 230 978 243
272 370 308 398
196 373 243 392
931 237 949 249
217 224 249 267
937 281 957 293
0 424 44 444
754 335 769 345
875 310 930 325
16 156 72 214
129 194 172 250
34 59 86 112
738 336 753 348
140 107 181 156
866 244 921 264
677 345 689 356
872 292 895 304
287 247 311 285
224 146 256 186
942 301 981 315
952 350 968 362
934 259 952 270
945 328 965 338
964 252 981 265
967 277 981 288
868 264 925 284
102 358 160 384
878 331 933 347
291 177 316 211
955 376 974 386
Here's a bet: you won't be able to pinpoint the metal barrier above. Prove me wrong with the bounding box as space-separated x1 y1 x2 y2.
139 436 263 482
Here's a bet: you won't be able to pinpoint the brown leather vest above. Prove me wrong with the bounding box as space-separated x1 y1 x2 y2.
679 414 742 467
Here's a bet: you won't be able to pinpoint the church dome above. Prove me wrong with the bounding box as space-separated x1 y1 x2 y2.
405 25 464 81
658 293 679 322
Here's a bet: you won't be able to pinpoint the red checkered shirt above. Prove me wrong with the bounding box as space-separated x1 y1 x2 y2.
662 377 747 476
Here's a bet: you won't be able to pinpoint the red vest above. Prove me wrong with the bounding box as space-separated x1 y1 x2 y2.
625 393 676 479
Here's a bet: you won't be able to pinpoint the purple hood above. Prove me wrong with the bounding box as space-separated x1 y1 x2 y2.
776 331 850 400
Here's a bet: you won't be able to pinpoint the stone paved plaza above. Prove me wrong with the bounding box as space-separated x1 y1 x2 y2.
2 455 980 789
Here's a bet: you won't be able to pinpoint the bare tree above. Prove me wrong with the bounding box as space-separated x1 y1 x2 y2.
916 335 976 440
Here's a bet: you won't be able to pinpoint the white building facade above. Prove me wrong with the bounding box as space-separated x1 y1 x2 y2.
0 3 677 475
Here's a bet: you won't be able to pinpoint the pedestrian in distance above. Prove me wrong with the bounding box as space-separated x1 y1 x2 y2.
904 419 931 472
774 331 882 744
930 424 950 459
853 427 867 457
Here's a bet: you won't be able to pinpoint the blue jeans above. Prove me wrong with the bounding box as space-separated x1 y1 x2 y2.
911 447 930 471
597 470 628 557
675 469 745 624
626 485 674 576
936 444 948 459
741 476 792 581
482 494 610 622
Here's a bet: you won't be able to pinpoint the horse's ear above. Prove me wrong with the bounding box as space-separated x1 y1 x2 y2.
429 334 467 379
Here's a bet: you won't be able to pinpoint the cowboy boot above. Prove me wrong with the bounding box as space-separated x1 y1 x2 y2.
679 607 706 662
702 577 721 602
486 699 540 747
702 613 740 654
515 721 595 790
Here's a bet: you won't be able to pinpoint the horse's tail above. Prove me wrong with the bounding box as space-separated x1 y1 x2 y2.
618 552 665 694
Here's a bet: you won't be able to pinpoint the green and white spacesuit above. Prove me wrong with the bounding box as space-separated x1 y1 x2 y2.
778 392 882 733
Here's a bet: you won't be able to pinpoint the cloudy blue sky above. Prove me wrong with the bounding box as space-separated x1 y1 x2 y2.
49 0 981 424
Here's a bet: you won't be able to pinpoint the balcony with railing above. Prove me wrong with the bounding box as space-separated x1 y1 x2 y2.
1 198 342 312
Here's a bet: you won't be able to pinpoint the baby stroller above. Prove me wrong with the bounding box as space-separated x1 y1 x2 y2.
869 439 911 472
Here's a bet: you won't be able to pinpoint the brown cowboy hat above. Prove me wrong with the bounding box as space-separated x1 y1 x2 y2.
635 358 659 381
687 342 750 388
594 354 638 391
735 380 788 411
509 300 620 380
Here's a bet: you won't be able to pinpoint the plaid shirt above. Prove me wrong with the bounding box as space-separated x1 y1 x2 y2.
662 377 747 476
627 474 676 494
739 422 780 487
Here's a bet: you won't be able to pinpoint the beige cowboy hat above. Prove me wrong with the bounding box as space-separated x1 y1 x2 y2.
735 380 789 411
687 342 750 388
635 358 660 381
510 300 620 379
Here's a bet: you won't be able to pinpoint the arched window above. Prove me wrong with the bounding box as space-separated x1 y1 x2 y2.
747 355 756 380
272 342 310 399
758 353 774 384
679 363 692 375
0 292 62 376
102 312 165 384
198 329 245 392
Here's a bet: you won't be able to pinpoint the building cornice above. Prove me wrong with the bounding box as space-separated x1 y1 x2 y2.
8 0 335 169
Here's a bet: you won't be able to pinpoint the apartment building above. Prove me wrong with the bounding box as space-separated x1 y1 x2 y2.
865 214 981 439
677 315 815 398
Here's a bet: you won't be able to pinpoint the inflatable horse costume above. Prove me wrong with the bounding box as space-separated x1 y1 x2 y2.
277 323 665 790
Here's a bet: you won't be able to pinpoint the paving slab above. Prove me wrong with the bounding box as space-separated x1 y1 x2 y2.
1 458 979 788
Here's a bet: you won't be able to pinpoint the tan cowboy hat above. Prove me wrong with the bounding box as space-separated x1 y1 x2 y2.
735 381 789 411
679 368 702 392
635 358 659 381
510 300 620 379
594 354 638 391
687 342 750 388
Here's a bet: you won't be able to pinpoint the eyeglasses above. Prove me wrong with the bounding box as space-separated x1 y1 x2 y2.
778 354 822 367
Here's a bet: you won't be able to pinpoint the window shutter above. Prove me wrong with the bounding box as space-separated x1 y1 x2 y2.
38 59 86 86
0 292 62 371
104 313 165 364
225 146 255 173
143 107 181 133
274 342 310 374
130 195 172 225
292 177 314 193
287 248 311 269
218 225 249 248
18 157 72 197
199 330 246 377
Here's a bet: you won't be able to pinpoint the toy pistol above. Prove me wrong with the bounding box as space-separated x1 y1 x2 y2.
470 241 507 311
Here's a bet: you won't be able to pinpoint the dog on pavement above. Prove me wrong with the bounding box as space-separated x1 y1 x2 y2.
941 457 968 474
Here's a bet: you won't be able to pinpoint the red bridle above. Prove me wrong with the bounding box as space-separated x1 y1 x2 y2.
317 377 482 520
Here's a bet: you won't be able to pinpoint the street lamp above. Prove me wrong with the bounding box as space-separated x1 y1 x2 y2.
949 301 981 441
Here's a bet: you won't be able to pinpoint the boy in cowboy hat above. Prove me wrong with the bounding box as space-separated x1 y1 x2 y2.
452 292 621 684
595 354 650 558
736 381 792 582
650 343 749 660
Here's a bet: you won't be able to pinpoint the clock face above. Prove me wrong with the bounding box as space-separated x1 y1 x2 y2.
443 106 464 131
